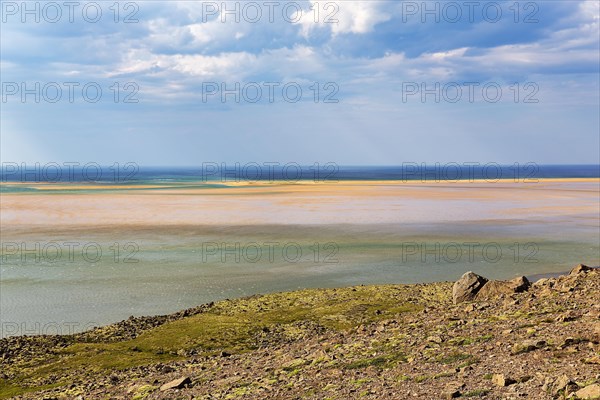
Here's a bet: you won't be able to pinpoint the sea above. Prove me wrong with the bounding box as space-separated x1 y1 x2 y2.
1 164 599 186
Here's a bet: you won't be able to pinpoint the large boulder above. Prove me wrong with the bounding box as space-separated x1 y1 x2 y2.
570 264 593 275
575 384 600 399
452 272 488 304
475 276 531 300
160 377 191 391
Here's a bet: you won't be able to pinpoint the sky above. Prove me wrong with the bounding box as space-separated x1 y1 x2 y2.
1 0 599 165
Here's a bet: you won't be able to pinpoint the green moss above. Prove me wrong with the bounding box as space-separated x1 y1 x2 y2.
345 356 388 369
0 382 62 399
350 378 372 385
131 385 158 400
225 385 255 399
435 352 473 365
457 357 480 369
476 334 493 342
433 371 456 379
282 358 309 372
449 337 473 346
0 284 428 398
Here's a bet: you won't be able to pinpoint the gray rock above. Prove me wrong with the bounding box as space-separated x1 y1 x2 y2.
492 374 516 387
159 376 191 391
552 374 574 395
427 335 443 344
534 278 549 286
475 276 531 300
511 340 546 355
452 272 488 304
570 264 593 275
575 384 600 399
443 390 461 399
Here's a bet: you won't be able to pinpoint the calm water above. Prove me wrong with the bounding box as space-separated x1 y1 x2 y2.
2 223 598 337
1 164 599 187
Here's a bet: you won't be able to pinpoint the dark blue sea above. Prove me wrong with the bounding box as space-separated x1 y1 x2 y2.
1 163 599 184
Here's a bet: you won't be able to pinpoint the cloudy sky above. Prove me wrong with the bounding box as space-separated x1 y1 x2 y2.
1 0 599 165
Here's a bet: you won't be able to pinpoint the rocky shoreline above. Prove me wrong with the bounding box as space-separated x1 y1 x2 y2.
1 265 599 399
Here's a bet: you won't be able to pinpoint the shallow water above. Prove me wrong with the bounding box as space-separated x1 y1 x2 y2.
1 180 599 337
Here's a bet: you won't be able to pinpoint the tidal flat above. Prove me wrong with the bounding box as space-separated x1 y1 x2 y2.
1 179 598 336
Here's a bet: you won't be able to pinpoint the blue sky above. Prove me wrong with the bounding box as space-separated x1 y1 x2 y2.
1 0 599 165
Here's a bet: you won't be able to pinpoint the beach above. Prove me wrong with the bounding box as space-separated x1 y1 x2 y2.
2 179 598 227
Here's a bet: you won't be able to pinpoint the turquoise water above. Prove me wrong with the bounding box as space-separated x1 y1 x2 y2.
1 221 598 337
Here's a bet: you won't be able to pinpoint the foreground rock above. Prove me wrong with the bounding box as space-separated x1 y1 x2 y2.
475 276 531 300
159 376 191 391
1 264 598 400
575 384 600 399
491 373 516 387
452 271 488 303
511 339 547 355
571 263 593 275
452 271 532 303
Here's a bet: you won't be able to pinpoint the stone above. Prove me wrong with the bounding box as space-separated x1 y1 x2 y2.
492 374 516 387
427 335 443 344
159 377 191 391
584 356 600 365
570 264 593 275
509 276 532 291
558 337 583 349
458 365 473 378
556 311 579 323
518 375 532 383
593 322 600 341
511 340 546 355
552 375 576 396
443 383 465 398
453 272 488 304
575 384 600 399
308 349 330 362
475 276 531 300
534 278 549 286
443 390 461 399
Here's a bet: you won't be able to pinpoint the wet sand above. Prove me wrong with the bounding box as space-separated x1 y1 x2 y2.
1 179 598 229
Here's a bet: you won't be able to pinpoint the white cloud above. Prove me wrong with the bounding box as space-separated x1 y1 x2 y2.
170 52 257 78
578 1 600 21
111 49 258 80
298 1 391 38
423 48 470 61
